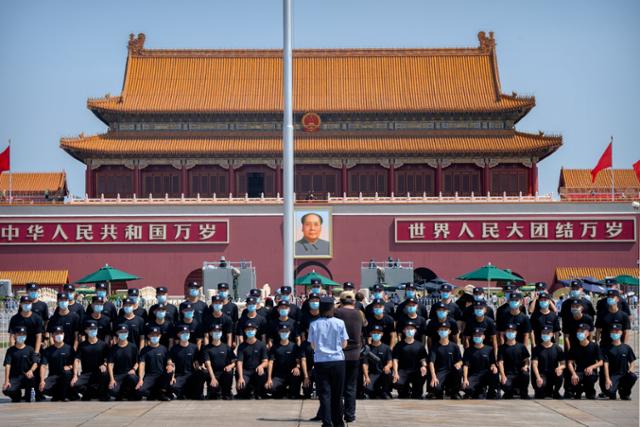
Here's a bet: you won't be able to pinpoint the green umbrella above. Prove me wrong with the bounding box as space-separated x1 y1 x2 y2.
294 270 339 287
615 275 639 286
457 263 525 283
75 264 141 284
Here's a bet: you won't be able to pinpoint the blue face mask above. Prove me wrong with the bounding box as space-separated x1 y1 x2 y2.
280 295 290 302
149 336 160 345
213 304 223 312
188 289 198 298
541 334 552 342
610 332 622 341
371 333 382 342
505 331 517 341
571 307 582 316
129 296 138 304
607 297 617 306
67 292 75 300
539 301 549 310
246 304 256 312
373 292 383 299
183 311 194 320
473 295 484 302
53 334 64 343
218 291 228 299
438 330 449 338
441 292 450 300
472 336 483 344
58 301 69 310
309 301 320 310
28 291 38 300
576 332 587 341
16 335 27 344
155 310 166 319
123 306 134 315
404 329 416 338
21 304 32 312
406 306 417 315
118 333 129 341
279 332 290 340
157 295 167 304
278 309 289 318
179 333 190 342
569 290 580 299
87 329 98 338
406 291 416 299
311 287 321 295
93 304 104 314
245 330 256 338
373 307 384 316
509 300 520 310
96 290 107 298
436 310 447 320
211 332 223 340
474 309 484 318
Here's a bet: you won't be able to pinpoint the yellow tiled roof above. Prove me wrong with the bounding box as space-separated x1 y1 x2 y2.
60 131 561 159
0 172 67 195
555 267 638 281
87 32 535 115
0 270 69 287
559 169 640 191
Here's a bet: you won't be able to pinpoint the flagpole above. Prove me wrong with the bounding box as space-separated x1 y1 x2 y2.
282 0 295 288
610 136 614 202
8 139 11 204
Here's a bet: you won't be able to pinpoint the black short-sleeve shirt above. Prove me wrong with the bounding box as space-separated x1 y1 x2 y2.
8 313 44 349
603 343 636 376
140 345 169 376
365 315 396 346
47 311 81 346
115 315 146 347
3 345 36 378
75 340 109 373
568 341 602 373
237 340 268 371
531 344 564 374
363 343 392 375
200 342 236 371
41 344 74 375
595 310 631 348
269 341 300 377
428 341 462 372
108 342 139 375
463 345 496 375
168 342 199 375
462 316 497 345
498 343 530 375
392 340 427 372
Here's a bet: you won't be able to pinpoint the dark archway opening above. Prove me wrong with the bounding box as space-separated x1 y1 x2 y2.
414 267 438 283
295 261 334 279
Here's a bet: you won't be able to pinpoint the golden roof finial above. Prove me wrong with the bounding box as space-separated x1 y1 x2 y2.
477 31 496 52
128 33 146 55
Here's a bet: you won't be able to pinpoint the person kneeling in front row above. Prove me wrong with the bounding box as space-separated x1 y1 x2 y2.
602 323 637 400
462 327 499 399
39 326 74 401
108 324 140 401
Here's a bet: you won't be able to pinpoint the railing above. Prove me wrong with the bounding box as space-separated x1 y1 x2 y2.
560 191 640 202
360 260 414 269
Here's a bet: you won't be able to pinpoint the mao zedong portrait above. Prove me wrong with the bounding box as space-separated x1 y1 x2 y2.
295 212 330 256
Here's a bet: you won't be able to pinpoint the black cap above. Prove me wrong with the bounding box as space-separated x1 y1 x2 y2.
91 296 105 304
187 281 201 288
371 298 385 306
156 286 168 293
277 300 290 307
404 283 416 290
472 287 484 294
606 289 620 297
472 327 485 335
154 304 167 311
84 320 98 329
473 301 486 308
510 292 523 300
437 322 451 329
541 325 554 333
123 297 135 305
432 301 447 310
403 320 417 328
319 296 335 311
604 278 618 286
63 284 75 292
405 297 418 305
370 324 384 333
127 288 139 296
116 324 129 333
209 324 223 332
570 280 583 288
181 302 193 311
211 295 225 303
310 279 322 286
569 298 583 306
12 325 27 334
95 282 107 290
147 325 162 335
244 321 258 330
279 286 292 295
57 292 69 300
577 323 591 331
217 282 229 290
440 284 453 292
26 282 39 291
50 325 64 334
246 296 258 304
371 284 384 292
249 289 262 297
308 293 321 300
505 323 518 330
343 282 355 290
535 282 547 290
538 291 550 299
610 323 623 331
19 295 32 304
277 323 290 331
176 324 190 334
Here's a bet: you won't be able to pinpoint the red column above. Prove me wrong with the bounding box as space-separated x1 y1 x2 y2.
85 162 94 197
275 163 282 195
529 161 538 195
435 162 443 195
341 163 348 196
228 166 235 196
388 163 395 196
181 165 188 196
483 165 490 195
134 165 141 196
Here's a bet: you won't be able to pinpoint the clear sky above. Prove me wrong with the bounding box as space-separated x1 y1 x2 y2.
1 0 638 197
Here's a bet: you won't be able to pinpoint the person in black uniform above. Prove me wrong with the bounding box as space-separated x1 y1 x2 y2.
529 292 561 346
392 320 428 399
425 302 459 350
266 323 302 398
301 279 323 314
428 284 463 324
300 337 316 399
462 287 495 323
86 282 118 321
427 323 463 399
496 292 531 347
236 296 267 344
270 286 300 322
218 282 239 326
115 297 146 349
148 286 178 324
39 325 74 401
531 325 565 399
201 324 236 400
396 297 427 344
24 283 50 327
462 327 499 399
362 325 393 399
246 289 268 318
396 283 428 319
8 295 44 354
145 304 173 349
205 295 234 347
117 288 148 321
365 298 397 348
597 278 631 317
62 284 85 325
172 302 205 350
560 280 595 327
236 321 269 399
267 300 299 347
84 296 112 343
602 323 637 400
565 323 602 399
180 281 207 324
528 282 557 314
136 326 171 401
167 324 203 399
2 326 38 402
108 324 140 400
48 292 81 350
366 284 395 321
596 289 631 349
497 323 530 399
562 298 595 352
299 293 322 340
462 301 497 355
495 284 520 321
71 320 110 401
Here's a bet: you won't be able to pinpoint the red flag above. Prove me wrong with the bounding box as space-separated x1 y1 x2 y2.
633 160 640 183
0 146 9 173
591 142 612 183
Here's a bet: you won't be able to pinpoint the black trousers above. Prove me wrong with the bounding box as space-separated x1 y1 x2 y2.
343 360 359 419
236 369 267 399
605 372 638 399
465 371 499 398
3 375 35 402
564 371 598 397
429 368 462 397
364 372 392 398
139 373 170 399
171 372 205 399
269 372 302 398
532 371 563 398
204 370 234 399
73 371 109 400
501 372 530 398
395 368 425 399
43 372 73 401
316 361 345 427
110 373 139 400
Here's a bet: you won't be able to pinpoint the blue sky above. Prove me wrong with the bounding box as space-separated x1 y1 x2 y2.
0 0 638 196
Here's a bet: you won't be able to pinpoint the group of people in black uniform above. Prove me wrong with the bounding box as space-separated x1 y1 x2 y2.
3 278 637 404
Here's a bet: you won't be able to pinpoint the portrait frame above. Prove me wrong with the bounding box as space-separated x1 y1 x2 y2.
294 207 333 259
